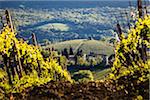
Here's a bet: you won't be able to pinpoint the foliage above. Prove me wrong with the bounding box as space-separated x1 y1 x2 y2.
58 56 68 69
0 26 72 96
75 56 102 67
90 59 97 66
41 49 50 58
109 15 150 98
72 70 94 82
109 38 116 44
76 56 88 66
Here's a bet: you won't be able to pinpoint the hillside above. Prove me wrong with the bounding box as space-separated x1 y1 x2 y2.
0 4 133 42
44 39 114 56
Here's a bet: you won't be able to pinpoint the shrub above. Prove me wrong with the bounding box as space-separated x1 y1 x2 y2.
72 70 94 82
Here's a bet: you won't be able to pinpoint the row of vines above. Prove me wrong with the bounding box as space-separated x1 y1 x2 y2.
107 14 150 99
0 10 72 99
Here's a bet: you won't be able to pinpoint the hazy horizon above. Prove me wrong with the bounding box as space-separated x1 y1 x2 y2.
0 0 137 1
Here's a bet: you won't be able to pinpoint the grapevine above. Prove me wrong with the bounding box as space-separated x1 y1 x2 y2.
109 15 150 98
0 25 72 96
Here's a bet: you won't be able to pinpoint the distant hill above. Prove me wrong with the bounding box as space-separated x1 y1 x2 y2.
43 39 114 56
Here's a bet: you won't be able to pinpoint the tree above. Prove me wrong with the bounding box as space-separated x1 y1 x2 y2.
77 56 84 66
69 47 74 55
62 48 69 59
76 49 83 57
90 58 97 67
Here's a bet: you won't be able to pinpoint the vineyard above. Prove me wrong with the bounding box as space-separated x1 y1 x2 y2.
0 10 72 99
0 0 150 99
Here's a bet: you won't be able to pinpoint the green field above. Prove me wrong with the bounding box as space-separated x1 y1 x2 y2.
93 68 111 80
44 39 114 56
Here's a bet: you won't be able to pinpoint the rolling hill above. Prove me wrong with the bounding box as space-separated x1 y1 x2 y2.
43 39 114 56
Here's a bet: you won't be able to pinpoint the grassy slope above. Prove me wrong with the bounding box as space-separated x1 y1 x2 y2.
44 39 114 56
93 68 111 80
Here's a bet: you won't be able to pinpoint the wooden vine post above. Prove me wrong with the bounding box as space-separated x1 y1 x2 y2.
116 22 122 41
137 0 143 18
3 10 24 84
31 33 41 76
3 54 12 84
14 41 23 78
32 33 38 46
5 10 14 32
0 11 13 83
137 0 148 62
2 10 14 85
